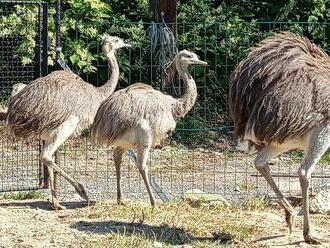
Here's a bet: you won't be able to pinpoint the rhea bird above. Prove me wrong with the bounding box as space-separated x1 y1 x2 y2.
229 32 330 244
90 50 207 206
6 35 131 210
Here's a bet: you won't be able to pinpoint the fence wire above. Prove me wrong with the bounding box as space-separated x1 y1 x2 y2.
56 21 330 202
0 0 48 192
0 6 329 202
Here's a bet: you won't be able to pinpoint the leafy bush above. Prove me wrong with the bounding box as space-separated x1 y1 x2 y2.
1 0 330 136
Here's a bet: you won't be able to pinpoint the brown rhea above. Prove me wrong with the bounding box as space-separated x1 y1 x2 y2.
229 32 330 244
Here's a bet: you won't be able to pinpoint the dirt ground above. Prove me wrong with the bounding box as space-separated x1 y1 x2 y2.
0 199 329 248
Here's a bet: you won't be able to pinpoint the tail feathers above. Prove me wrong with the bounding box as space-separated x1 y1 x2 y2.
236 139 258 154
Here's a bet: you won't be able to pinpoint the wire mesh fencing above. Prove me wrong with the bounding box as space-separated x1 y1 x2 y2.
0 0 48 192
0 9 330 203
54 21 330 202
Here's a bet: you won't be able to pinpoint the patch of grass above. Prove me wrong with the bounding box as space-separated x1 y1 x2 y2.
223 148 235 159
238 196 269 211
286 150 304 159
152 146 197 173
286 148 330 163
81 232 163 248
320 149 330 163
72 200 261 247
81 128 90 138
237 183 258 191
0 190 45 200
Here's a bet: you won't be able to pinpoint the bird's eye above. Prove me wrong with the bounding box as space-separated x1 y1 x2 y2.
187 54 193 58
115 40 119 43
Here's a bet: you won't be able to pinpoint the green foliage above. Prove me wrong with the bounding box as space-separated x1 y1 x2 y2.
0 190 45 200
0 5 39 65
288 148 330 163
320 149 330 163
1 0 330 139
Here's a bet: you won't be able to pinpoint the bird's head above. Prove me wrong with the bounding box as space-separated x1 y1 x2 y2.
176 50 207 66
101 35 131 54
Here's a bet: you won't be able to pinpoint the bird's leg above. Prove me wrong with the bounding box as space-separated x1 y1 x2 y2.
113 147 126 206
42 153 88 201
298 123 330 244
47 166 65 210
136 132 155 207
42 140 65 210
255 146 296 232
42 117 89 209
137 147 155 207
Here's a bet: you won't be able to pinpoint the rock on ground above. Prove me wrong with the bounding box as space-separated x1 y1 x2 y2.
183 189 230 208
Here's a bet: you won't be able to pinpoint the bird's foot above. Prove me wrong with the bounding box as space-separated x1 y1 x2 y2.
285 209 296 233
304 234 322 245
75 183 89 202
51 201 66 211
117 199 126 206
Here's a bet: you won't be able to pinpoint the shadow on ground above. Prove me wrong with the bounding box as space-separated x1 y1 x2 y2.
71 220 235 246
0 199 93 210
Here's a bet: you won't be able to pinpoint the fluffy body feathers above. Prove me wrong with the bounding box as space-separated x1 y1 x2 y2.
230 32 330 244
7 70 105 138
91 82 177 147
229 32 330 145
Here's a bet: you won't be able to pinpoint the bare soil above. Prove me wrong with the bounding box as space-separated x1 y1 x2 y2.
0 199 329 248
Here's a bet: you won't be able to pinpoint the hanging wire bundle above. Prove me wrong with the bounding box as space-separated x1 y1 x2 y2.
148 12 178 92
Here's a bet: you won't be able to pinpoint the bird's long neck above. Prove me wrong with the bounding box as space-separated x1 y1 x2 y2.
172 63 198 120
98 50 119 98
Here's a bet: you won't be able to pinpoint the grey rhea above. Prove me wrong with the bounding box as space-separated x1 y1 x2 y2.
90 50 207 207
229 32 330 244
6 35 131 210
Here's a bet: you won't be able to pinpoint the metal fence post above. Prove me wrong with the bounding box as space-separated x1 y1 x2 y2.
39 1 49 188
53 0 62 197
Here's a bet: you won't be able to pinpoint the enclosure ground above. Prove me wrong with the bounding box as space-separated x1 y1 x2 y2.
0 199 329 248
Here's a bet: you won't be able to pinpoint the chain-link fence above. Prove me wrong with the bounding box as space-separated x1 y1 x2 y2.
0 1 329 203
0 1 48 193
56 21 330 202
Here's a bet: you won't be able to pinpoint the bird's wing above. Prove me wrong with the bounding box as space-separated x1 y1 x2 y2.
7 71 99 139
91 84 175 145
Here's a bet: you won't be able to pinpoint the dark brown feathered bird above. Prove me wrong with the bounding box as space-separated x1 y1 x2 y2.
229 32 330 244
90 50 207 207
6 36 131 210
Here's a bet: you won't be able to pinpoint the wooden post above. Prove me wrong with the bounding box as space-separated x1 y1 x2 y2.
150 0 177 37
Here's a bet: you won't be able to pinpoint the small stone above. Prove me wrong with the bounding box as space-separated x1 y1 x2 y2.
235 185 241 193
183 189 230 208
185 189 204 194
213 151 222 156
153 241 162 248
207 131 217 138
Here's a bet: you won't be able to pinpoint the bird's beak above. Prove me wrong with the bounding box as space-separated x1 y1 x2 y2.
194 59 208 66
122 42 132 48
